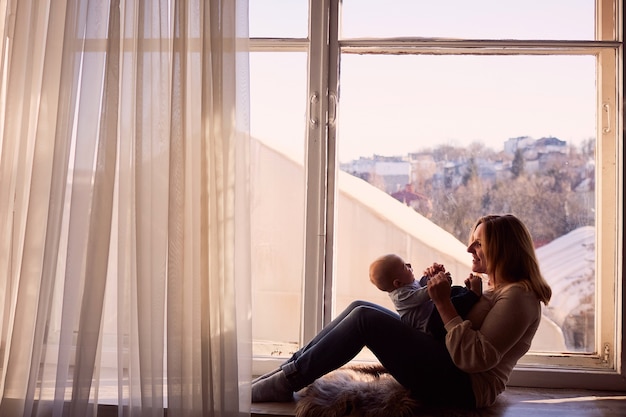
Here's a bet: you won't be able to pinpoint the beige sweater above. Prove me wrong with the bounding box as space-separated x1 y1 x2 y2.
443 284 541 408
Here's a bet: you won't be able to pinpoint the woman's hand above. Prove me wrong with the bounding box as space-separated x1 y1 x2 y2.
427 272 458 326
427 271 452 304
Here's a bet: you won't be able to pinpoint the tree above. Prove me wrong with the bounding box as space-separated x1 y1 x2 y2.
462 157 478 186
373 140 595 244
511 148 524 178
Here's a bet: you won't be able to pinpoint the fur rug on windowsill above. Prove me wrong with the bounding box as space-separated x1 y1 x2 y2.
293 365 482 417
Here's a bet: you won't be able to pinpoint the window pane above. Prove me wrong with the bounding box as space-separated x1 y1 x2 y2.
335 54 596 356
341 0 596 40
249 0 309 38
250 52 308 359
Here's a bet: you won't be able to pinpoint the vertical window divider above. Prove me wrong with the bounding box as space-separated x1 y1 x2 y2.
301 0 332 344
322 0 340 327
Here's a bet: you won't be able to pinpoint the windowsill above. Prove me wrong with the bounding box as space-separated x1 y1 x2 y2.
254 355 626 392
250 387 626 417
251 402 296 417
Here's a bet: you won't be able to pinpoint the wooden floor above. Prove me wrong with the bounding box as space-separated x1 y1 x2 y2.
251 386 626 417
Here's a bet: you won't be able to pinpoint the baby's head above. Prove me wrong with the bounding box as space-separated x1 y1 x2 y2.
369 254 415 292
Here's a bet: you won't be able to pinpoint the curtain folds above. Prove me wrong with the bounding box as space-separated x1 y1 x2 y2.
0 1 251 416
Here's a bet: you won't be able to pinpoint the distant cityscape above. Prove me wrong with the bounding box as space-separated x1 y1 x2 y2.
340 135 596 244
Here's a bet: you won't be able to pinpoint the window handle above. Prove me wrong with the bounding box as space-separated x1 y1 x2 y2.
602 103 611 134
310 92 319 128
328 92 337 126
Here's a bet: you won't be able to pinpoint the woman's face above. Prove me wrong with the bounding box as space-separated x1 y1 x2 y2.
467 223 488 274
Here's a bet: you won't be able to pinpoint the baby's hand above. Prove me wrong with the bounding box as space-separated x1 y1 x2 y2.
465 274 483 297
423 262 446 278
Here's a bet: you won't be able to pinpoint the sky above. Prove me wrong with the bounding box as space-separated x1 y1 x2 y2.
249 1 597 163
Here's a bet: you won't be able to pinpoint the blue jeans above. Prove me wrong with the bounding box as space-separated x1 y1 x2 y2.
281 300 476 408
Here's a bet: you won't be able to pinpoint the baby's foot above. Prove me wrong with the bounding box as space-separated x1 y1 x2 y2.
465 274 483 296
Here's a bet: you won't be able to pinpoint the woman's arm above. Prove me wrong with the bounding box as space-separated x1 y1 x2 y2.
428 272 460 324
443 285 540 373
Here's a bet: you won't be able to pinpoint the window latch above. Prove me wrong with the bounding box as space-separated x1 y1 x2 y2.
602 343 610 365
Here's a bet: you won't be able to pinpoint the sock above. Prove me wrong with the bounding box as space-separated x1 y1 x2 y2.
251 367 281 384
251 370 294 402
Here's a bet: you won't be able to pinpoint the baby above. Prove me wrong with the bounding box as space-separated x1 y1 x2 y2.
369 254 482 340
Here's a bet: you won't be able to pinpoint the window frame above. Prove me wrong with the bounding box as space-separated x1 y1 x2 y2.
251 0 626 390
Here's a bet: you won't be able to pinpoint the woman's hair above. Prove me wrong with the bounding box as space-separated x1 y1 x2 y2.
470 214 552 305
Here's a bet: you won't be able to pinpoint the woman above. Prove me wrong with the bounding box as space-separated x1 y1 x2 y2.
252 214 552 409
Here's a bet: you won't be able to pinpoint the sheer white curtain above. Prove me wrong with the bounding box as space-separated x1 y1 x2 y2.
0 0 251 416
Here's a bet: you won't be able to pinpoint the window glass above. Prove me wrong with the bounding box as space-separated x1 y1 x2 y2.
250 52 309 162
249 0 622 377
249 0 309 38
335 53 597 355
250 52 308 359
341 0 596 40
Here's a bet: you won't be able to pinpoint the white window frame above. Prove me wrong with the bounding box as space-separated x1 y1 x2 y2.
252 0 626 390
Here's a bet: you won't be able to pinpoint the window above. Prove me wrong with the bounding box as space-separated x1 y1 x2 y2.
250 0 624 389
249 50 308 357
